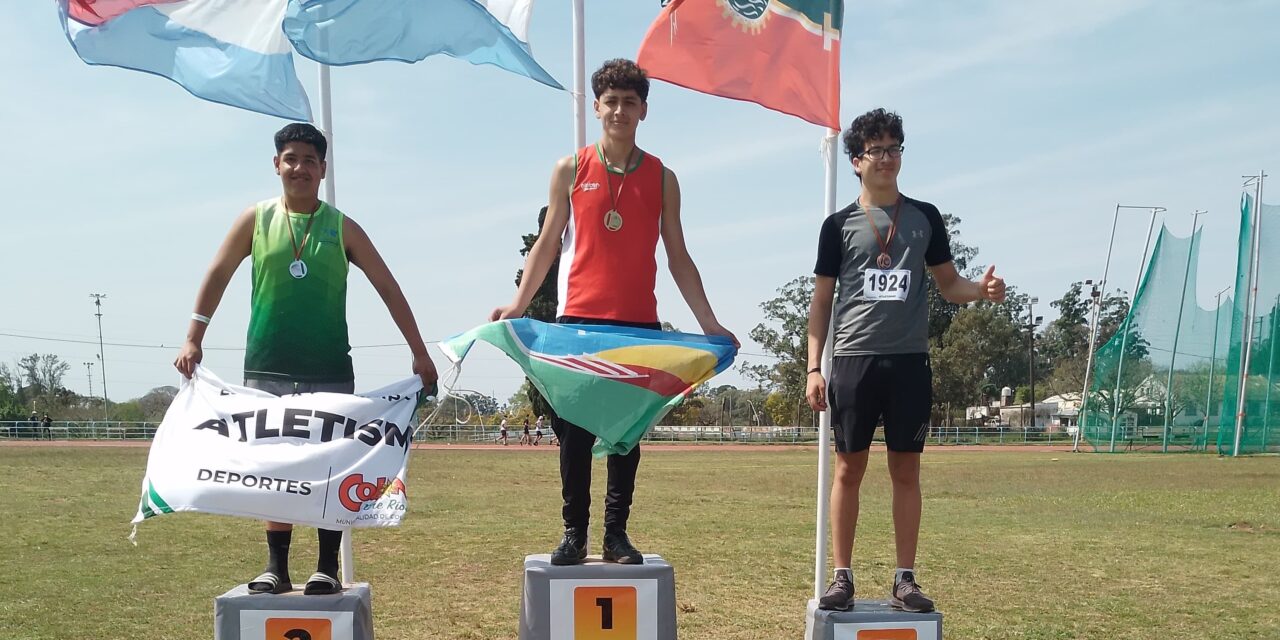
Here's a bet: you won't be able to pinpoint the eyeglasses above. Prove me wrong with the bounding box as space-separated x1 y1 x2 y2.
860 145 904 160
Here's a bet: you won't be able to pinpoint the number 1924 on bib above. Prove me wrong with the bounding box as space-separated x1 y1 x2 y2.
864 268 911 302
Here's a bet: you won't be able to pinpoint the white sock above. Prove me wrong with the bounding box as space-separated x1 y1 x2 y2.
894 567 915 583
834 568 854 584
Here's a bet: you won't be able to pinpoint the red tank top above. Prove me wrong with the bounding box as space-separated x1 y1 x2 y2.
557 143 664 323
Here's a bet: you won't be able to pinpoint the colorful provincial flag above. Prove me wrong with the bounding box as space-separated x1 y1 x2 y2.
637 0 843 129
440 319 737 456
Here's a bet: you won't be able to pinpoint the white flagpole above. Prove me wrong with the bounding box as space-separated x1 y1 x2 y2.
317 61 353 584
572 0 586 149
814 130 838 598
320 66 337 206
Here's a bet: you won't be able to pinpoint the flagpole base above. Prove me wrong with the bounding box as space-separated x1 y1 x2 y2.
804 598 943 639
214 582 374 640
518 553 677 639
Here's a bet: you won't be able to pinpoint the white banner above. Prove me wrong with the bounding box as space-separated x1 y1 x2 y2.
132 367 422 530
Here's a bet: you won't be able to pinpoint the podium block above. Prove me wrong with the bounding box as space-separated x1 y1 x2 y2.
214 583 375 640
519 553 678 640
805 599 942 640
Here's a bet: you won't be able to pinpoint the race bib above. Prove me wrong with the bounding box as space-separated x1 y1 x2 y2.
863 268 911 301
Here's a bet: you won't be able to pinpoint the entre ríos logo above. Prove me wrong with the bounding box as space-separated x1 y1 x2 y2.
338 474 406 513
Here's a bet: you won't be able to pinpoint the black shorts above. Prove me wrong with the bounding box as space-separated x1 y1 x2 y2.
828 354 932 453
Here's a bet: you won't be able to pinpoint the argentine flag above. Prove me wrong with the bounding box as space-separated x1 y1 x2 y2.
58 0 561 122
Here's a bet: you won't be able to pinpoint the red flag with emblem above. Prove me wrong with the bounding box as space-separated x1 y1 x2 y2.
637 0 842 129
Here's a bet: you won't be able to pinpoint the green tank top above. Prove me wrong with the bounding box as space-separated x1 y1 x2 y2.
244 198 353 382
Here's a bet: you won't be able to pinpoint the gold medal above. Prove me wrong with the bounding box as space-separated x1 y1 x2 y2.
602 145 636 233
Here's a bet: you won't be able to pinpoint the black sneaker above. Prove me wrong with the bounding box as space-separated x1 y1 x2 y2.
818 573 855 611
601 530 643 564
890 571 935 612
550 528 587 566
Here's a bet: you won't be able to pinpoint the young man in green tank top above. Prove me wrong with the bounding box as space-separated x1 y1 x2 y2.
173 123 437 595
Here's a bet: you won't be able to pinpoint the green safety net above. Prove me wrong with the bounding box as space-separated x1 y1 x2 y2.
1216 194 1280 454
1081 193 1280 453
1079 217 1232 452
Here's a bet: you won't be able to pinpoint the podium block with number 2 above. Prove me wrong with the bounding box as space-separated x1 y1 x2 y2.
214 583 373 640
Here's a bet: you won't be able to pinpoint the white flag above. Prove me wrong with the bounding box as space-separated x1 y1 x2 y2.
133 367 422 530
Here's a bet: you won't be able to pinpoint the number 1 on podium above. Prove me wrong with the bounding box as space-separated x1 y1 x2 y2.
573 586 637 639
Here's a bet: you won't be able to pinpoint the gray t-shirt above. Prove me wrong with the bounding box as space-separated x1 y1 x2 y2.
814 196 953 356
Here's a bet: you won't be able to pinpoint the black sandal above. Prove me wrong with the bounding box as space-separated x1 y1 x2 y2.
248 571 293 594
303 572 341 595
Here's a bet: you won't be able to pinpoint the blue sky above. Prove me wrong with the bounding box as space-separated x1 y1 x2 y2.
4 0 1279 405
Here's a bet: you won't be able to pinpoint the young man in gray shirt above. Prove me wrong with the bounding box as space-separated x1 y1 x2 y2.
807 108 1006 612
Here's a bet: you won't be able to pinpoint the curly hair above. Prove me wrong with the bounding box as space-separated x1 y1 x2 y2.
842 108 904 164
591 58 649 101
274 123 328 160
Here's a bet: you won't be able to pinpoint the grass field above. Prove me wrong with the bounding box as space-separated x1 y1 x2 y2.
1 446 1277 639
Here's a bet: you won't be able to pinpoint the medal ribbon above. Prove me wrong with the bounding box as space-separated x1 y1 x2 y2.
603 144 636 221
864 196 904 264
283 199 319 264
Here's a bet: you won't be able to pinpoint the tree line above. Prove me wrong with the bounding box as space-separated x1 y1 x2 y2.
743 214 1134 427
484 209 1136 428
6 210 1140 430
0 353 176 422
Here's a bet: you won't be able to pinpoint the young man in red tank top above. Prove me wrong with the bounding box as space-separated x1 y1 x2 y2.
491 59 738 565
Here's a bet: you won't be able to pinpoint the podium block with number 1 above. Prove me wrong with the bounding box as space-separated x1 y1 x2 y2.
519 554 677 640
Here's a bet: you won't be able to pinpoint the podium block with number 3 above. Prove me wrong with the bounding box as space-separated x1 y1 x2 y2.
805 599 942 640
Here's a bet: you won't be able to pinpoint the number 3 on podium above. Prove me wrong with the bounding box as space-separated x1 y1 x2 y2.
573 586 637 639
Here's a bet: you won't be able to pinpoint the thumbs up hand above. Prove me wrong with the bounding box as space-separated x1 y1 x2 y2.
979 265 1006 302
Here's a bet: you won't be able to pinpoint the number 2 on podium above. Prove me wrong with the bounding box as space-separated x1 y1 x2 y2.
573 586 637 639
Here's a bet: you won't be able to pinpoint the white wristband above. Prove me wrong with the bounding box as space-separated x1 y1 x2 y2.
192 313 211 325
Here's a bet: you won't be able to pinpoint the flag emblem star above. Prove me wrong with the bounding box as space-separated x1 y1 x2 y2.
720 0 770 33
638 0 844 129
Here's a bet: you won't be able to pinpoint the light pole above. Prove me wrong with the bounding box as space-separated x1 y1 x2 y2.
1263 294 1279 450
1073 278 1102 452
1163 210 1206 452
83 361 95 406
1204 286 1231 450
89 293 108 420
744 399 761 427
1109 206 1167 452
1026 298 1042 429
